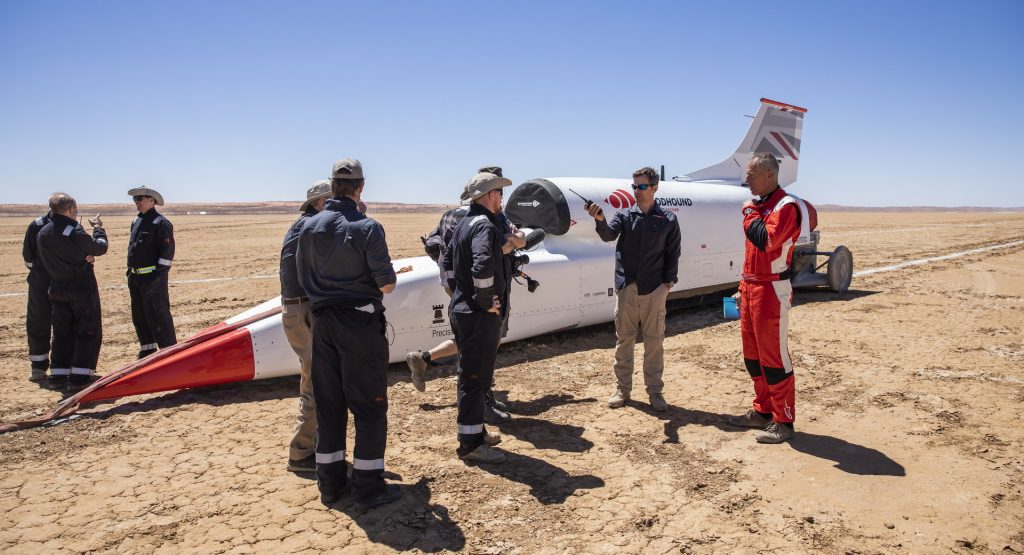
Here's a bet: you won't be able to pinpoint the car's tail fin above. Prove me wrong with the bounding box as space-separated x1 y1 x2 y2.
676 98 806 187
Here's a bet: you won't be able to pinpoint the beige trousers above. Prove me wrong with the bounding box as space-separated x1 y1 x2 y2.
613 283 669 394
282 299 316 460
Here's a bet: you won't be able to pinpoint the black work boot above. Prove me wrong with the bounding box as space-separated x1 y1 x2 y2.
484 393 511 424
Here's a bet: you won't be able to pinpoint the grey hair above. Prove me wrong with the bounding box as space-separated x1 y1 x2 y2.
48 192 76 215
748 152 779 176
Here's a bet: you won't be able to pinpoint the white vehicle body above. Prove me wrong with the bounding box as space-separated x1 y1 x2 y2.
235 98 817 366
77 98 852 405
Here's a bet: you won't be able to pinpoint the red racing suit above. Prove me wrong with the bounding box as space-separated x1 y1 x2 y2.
739 186 801 423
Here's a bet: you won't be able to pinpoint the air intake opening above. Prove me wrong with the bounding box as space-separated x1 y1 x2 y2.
504 179 571 236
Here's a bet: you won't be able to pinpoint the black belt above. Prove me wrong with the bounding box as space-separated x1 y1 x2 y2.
282 296 309 305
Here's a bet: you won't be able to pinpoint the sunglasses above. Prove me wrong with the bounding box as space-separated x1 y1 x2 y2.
133 195 153 201
631 183 653 191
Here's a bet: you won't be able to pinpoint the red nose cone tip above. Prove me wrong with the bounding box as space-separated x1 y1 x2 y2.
79 327 256 403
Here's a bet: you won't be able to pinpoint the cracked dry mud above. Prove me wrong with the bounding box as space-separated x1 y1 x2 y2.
1 211 1023 554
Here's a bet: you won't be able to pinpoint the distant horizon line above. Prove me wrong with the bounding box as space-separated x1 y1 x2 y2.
1 201 1022 218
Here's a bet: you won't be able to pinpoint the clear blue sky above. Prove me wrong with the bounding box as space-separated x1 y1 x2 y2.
1 1 1021 207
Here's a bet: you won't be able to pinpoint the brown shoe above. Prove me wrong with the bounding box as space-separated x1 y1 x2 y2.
728 409 771 428
484 431 502 446
405 351 428 392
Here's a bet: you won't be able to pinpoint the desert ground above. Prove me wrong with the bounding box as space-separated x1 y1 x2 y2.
0 210 1022 554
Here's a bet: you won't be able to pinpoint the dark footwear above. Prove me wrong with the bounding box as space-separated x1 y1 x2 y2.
30 367 47 382
137 349 157 360
756 421 794 444
320 483 350 505
47 375 68 389
68 374 100 392
648 391 667 412
483 402 511 424
485 391 509 412
406 351 427 392
728 409 771 428
459 444 506 464
355 484 403 509
287 454 316 473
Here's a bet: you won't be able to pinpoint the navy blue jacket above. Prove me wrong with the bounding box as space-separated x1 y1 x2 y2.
595 203 681 295
36 214 108 292
279 208 317 299
127 209 175 273
295 197 396 313
23 213 52 287
444 204 511 317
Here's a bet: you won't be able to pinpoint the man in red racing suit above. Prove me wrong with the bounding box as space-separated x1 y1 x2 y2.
728 153 801 444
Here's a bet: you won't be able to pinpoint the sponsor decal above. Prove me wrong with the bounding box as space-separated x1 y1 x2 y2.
656 197 692 207
607 288 614 296
432 304 445 324
516 200 541 208
431 328 453 338
569 219 577 227
604 189 636 209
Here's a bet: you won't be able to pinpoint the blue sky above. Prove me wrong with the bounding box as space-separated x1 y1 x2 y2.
1 1 1021 207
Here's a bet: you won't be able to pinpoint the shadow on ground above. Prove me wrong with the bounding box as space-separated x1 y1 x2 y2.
328 477 466 552
788 432 905 476
473 450 604 504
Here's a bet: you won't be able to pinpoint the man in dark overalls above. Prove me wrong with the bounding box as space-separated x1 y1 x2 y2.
295 158 402 508
407 165 524 425
23 209 53 382
442 172 515 464
126 186 177 359
36 193 108 390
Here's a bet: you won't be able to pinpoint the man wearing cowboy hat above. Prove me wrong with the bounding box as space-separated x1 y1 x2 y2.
126 186 177 359
280 179 331 474
441 171 517 464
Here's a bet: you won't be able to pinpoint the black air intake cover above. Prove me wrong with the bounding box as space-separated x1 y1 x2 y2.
504 179 571 236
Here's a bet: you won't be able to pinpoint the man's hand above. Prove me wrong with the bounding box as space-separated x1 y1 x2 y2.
88 213 103 228
586 202 604 221
85 255 95 264
380 283 396 294
741 200 756 216
664 282 673 292
487 295 501 315
357 200 367 214
509 231 526 250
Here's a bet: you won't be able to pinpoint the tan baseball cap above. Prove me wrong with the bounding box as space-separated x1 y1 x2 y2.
461 172 512 205
300 179 331 212
332 158 364 180
128 186 164 206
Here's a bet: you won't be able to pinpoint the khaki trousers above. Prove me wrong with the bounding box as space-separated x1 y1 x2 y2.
283 299 316 460
613 283 668 394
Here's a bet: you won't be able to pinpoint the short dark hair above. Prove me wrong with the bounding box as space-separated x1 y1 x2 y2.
48 192 76 215
632 166 659 185
331 177 365 198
